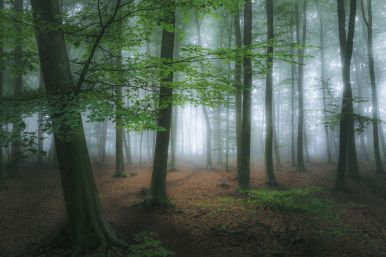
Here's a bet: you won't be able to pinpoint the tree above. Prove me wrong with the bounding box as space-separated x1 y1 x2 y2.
30 0 126 255
194 9 212 169
336 0 359 191
296 0 307 172
315 0 333 164
0 0 5 189
264 0 279 186
238 0 252 190
147 0 176 207
360 0 385 174
9 0 24 178
233 11 243 177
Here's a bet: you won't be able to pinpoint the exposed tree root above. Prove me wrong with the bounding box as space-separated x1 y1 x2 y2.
29 225 128 257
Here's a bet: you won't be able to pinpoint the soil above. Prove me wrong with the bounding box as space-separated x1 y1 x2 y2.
0 160 386 257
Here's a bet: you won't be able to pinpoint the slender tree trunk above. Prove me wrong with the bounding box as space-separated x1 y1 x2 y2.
234 13 243 177
9 0 24 178
353 53 370 161
336 0 358 191
148 2 176 207
315 1 333 164
239 0 252 189
114 85 125 177
290 14 296 167
265 0 279 186
123 130 132 165
360 0 385 174
0 0 5 188
296 0 307 172
31 0 125 254
139 131 143 167
194 10 212 169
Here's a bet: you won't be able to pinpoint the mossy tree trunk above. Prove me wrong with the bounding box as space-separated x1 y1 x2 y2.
31 0 125 254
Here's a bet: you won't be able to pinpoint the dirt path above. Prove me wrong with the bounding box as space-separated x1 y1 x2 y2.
0 162 386 257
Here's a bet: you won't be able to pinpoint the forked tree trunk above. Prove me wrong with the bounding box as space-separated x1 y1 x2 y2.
336 0 359 191
31 0 124 254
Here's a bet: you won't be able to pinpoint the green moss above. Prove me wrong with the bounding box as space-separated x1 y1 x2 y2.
127 232 175 257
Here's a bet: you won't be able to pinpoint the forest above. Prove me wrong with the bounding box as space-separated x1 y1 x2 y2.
0 0 386 256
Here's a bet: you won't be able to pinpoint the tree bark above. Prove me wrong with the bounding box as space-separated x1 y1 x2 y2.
9 0 24 178
0 0 4 189
234 13 243 177
31 0 124 254
264 0 279 186
296 0 307 172
315 0 333 164
336 0 359 191
239 0 252 189
360 0 385 174
148 2 176 207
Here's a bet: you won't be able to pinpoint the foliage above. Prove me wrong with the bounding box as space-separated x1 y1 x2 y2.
127 232 175 257
244 187 342 234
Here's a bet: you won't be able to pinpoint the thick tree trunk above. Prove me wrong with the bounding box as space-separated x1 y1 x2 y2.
31 0 124 254
361 0 385 174
264 0 279 186
336 0 358 191
239 0 252 189
148 3 175 207
296 0 307 172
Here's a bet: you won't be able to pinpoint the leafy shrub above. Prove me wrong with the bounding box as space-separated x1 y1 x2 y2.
127 232 175 257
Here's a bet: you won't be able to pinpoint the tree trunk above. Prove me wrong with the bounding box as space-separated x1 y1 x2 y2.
239 0 252 189
296 0 307 172
194 10 212 169
360 0 385 174
315 1 333 164
234 13 243 177
336 0 358 191
290 14 296 167
147 3 176 207
31 1 124 254
9 0 24 178
123 131 132 165
0 0 5 189
265 0 279 186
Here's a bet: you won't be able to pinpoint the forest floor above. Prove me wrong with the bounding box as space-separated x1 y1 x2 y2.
1 160 386 257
